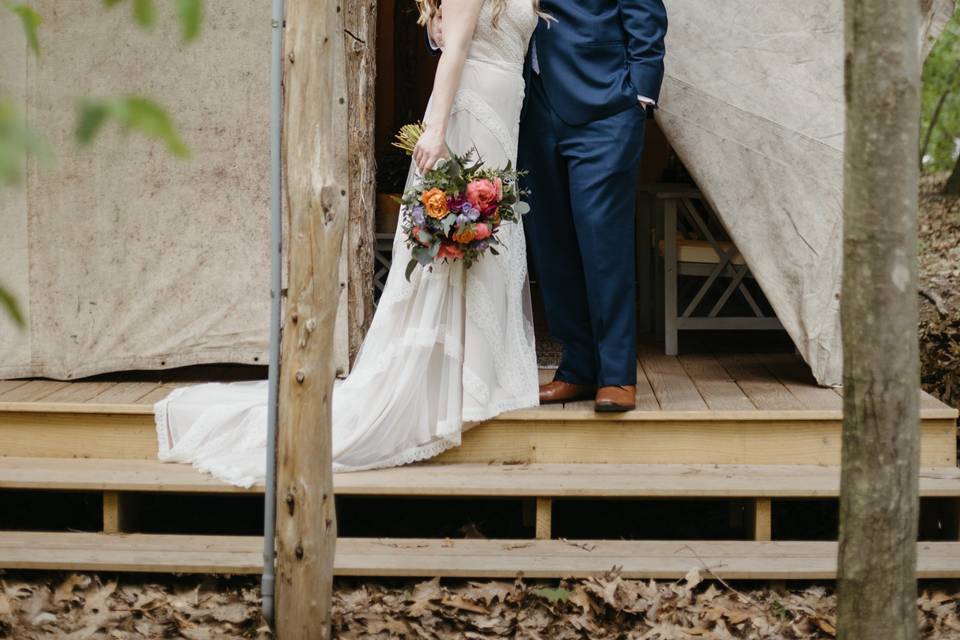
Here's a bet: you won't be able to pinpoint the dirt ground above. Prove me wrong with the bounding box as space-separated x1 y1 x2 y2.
3 570 960 639
920 174 960 408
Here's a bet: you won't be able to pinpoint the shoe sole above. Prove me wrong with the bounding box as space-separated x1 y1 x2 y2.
539 391 596 405
594 403 635 413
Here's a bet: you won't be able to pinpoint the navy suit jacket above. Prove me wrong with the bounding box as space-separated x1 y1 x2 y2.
531 0 667 125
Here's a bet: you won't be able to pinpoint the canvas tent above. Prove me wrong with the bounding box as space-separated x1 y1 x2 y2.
0 0 953 386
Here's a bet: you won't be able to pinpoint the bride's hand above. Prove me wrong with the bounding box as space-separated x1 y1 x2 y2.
413 125 448 174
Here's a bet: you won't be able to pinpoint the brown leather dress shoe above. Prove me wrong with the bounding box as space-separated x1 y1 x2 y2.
539 380 596 405
595 385 636 412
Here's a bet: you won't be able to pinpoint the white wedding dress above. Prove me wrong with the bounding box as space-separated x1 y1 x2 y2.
153 0 540 487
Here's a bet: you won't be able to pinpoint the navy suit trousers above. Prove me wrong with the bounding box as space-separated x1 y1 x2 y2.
520 74 645 387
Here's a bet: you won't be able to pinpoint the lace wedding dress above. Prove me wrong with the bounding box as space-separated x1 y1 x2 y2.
154 0 540 487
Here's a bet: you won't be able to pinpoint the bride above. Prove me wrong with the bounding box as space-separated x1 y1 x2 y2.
154 0 543 486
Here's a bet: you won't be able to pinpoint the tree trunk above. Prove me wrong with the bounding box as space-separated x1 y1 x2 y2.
838 0 921 638
344 0 377 365
275 0 345 635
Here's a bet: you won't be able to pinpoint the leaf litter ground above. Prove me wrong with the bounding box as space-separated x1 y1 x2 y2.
3 570 960 639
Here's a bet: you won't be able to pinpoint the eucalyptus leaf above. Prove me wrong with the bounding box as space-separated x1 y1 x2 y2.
413 245 433 266
417 230 432 244
133 0 155 27
429 241 441 257
513 201 530 215
404 259 417 282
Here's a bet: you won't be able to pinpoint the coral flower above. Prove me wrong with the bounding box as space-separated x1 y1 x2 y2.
437 243 463 260
420 188 450 219
473 223 492 240
466 179 499 212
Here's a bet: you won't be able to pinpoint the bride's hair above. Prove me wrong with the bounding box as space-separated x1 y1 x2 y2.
416 0 549 28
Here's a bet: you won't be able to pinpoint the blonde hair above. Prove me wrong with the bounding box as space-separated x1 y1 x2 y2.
416 0 548 28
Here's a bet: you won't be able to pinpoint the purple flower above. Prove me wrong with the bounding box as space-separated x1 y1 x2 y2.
462 203 481 221
456 213 471 227
411 205 426 226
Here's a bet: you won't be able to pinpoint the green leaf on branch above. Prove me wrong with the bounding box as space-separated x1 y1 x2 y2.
133 0 155 27
6 2 42 55
176 0 202 41
76 97 190 158
0 100 48 185
0 286 25 328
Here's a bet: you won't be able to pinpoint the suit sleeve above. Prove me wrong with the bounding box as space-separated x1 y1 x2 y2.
619 0 667 104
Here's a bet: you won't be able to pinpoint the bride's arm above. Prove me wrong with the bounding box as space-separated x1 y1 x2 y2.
413 0 484 174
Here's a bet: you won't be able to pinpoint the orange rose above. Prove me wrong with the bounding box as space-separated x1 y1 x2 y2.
420 188 449 219
453 226 477 244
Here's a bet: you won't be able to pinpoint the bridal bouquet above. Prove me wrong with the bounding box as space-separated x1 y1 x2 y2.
393 123 529 280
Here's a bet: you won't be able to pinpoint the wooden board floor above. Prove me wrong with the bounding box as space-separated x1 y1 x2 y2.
0 351 953 416
1 351 956 466
2 532 960 579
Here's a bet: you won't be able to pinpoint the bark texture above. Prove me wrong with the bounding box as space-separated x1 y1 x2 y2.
838 0 921 638
345 0 378 364
275 0 345 635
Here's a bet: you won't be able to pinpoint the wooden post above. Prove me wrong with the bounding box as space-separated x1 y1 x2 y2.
752 498 772 542
838 0 921 637
275 0 346 635
535 498 553 540
344 0 378 365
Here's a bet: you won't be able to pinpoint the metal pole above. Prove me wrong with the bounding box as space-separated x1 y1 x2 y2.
262 0 284 626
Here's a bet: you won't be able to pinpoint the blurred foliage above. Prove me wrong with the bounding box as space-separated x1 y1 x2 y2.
0 0 203 326
922 8 960 172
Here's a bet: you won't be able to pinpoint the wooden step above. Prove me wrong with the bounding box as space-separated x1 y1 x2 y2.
2 532 959 579
1 374 956 466
4 457 960 498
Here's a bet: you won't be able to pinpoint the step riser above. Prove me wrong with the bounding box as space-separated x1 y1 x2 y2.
4 413 957 467
3 535 959 579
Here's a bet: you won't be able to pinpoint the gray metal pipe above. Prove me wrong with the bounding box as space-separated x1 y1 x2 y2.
262 0 285 627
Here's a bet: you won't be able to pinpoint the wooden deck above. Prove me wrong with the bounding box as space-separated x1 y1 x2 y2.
0 351 956 466
1 351 957 578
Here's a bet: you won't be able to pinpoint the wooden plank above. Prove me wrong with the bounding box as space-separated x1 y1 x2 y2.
0 381 29 396
90 382 164 404
2 532 960 579
753 498 772 541
834 385 957 417
678 354 754 411
716 354 804 411
535 497 552 540
635 361 660 411
637 345 708 411
6 458 960 497
102 491 133 534
758 353 843 411
440 418 957 467
40 382 117 404
0 412 157 459
0 380 71 402
135 383 184 405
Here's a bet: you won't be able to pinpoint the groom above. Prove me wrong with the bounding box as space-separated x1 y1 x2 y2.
522 1 668 412
430 0 667 412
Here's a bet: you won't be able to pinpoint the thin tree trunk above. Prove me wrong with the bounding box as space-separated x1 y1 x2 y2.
838 0 921 638
275 0 345 635
345 0 377 365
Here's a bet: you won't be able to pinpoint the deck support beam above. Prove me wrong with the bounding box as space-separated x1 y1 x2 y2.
752 498 773 541
535 498 553 540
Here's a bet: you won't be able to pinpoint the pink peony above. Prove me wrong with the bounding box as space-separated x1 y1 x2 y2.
493 177 503 201
466 179 499 212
